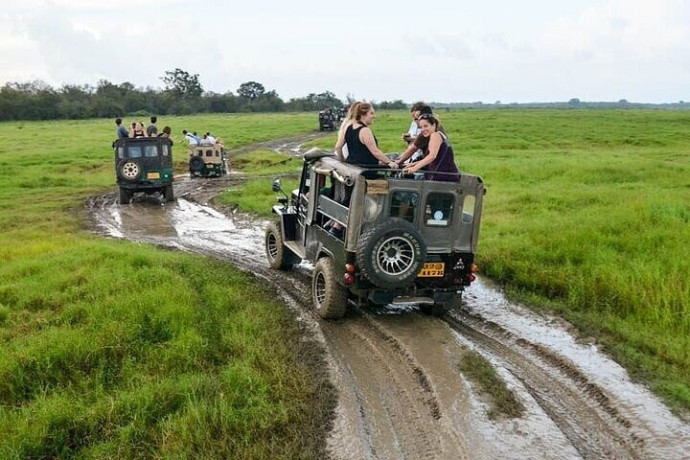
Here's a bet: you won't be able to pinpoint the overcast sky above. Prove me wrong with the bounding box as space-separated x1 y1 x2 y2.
2 0 689 103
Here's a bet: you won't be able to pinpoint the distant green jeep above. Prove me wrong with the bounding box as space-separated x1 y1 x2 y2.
114 137 174 204
188 144 229 178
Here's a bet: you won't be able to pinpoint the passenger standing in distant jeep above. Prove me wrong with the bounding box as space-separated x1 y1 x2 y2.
146 116 158 137
401 113 459 182
115 118 129 139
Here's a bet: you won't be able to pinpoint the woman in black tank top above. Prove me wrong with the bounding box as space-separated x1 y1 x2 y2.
334 102 396 169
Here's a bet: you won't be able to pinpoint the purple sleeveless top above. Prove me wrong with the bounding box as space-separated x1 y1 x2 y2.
426 133 459 182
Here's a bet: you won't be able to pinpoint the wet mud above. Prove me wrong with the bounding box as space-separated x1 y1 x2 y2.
86 133 690 460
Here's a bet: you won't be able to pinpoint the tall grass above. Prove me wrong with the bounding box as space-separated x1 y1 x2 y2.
0 113 334 458
305 109 690 413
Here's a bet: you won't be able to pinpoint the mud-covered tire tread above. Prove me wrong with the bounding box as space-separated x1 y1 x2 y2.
265 221 300 270
356 218 426 288
119 187 132 205
164 184 175 202
313 257 347 319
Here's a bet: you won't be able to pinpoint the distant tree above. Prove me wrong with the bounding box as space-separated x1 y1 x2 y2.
568 98 581 107
237 81 266 101
374 100 406 110
161 68 203 97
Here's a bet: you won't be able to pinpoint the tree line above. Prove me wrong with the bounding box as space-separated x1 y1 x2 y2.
0 68 408 122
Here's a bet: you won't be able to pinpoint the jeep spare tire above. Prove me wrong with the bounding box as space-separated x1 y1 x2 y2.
356 218 426 288
117 159 142 182
189 156 204 173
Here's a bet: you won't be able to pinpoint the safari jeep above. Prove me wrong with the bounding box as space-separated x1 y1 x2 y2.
188 144 229 177
265 150 485 319
318 110 336 131
114 137 174 204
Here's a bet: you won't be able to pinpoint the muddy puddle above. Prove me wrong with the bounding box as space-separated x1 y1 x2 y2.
87 135 690 460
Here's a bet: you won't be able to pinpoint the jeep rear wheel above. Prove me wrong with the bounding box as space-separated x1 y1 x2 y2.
356 218 426 288
117 159 142 182
163 184 175 202
265 221 300 270
119 187 133 205
313 257 347 319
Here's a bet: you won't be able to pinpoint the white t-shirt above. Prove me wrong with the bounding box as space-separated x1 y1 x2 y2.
406 120 422 163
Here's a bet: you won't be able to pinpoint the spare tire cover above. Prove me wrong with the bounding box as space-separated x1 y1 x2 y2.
356 218 426 288
117 158 142 182
189 155 205 172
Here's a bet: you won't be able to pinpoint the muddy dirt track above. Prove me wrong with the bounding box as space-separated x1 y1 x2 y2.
87 133 690 460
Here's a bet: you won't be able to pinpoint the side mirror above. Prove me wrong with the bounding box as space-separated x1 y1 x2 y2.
272 178 282 192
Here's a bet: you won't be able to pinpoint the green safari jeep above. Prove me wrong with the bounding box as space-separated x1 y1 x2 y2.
114 137 175 204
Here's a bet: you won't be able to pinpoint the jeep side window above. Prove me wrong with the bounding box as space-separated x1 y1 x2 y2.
118 147 125 159
424 193 454 227
390 190 418 223
162 145 169 156
144 145 158 157
462 194 476 223
128 146 143 158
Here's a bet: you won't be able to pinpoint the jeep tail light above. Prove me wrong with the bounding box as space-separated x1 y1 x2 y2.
470 264 480 273
466 274 476 283
344 273 355 285
345 263 356 273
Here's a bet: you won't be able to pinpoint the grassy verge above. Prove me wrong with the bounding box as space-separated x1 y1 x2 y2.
303 109 690 415
218 150 302 217
0 114 335 458
458 350 525 419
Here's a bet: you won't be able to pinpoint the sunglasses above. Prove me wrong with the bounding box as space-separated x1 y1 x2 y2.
418 113 436 121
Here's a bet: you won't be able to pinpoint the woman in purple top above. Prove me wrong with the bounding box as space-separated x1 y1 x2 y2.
397 113 459 182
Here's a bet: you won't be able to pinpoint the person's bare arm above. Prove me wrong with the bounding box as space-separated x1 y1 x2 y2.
394 143 419 166
359 127 395 168
404 133 442 173
334 120 348 161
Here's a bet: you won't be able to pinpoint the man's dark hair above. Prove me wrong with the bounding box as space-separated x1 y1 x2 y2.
150 116 157 123
418 104 433 115
410 101 426 112
182 129 188 135
115 117 123 125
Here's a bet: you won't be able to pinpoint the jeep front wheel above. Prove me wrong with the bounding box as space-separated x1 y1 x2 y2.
265 221 299 270
313 257 347 319
356 218 426 288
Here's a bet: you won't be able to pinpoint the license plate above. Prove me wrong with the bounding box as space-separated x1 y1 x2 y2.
418 262 444 277
147 172 160 179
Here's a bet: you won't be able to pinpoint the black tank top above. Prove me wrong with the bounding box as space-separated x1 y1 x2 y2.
345 124 378 166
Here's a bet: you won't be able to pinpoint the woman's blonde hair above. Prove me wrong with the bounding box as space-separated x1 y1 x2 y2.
348 102 373 122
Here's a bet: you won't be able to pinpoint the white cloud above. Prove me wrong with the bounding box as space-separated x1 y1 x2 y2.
1 0 689 102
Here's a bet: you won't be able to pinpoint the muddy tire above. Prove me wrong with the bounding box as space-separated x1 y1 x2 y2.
163 184 175 202
119 187 133 205
189 156 205 174
356 218 426 288
313 257 347 319
117 159 142 182
265 221 300 270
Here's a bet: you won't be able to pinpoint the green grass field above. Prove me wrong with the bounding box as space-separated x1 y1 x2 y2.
0 113 334 459
1 109 689 457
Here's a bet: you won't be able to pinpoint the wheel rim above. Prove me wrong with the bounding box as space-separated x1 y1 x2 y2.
266 232 278 261
314 272 327 308
121 162 140 180
375 236 415 276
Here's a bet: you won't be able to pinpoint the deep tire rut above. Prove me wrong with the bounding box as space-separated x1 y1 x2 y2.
444 310 643 459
